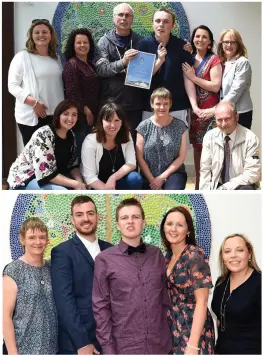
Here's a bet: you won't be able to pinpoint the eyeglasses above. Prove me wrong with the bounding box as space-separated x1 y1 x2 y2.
32 19 50 24
115 12 132 19
222 41 237 46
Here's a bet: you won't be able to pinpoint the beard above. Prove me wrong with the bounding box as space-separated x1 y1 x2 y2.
76 223 97 237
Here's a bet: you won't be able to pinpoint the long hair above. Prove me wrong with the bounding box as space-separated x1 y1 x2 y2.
95 102 130 144
63 28 96 62
160 206 196 252
217 29 247 62
26 20 58 59
190 25 215 56
218 233 261 284
52 99 80 129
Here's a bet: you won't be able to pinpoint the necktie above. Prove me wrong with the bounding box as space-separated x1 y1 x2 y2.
222 135 231 183
127 243 146 255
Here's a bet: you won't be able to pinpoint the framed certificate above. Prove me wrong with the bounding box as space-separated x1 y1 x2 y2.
125 51 156 90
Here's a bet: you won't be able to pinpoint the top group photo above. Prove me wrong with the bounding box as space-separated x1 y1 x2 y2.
2 2 261 191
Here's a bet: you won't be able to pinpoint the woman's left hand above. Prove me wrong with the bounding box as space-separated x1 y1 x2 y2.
105 176 116 190
150 176 164 190
184 345 199 355
182 62 196 81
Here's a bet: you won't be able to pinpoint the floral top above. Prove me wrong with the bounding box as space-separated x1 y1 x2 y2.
7 125 78 189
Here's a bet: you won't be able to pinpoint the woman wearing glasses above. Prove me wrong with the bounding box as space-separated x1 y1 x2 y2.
217 29 253 129
211 234 261 354
8 19 64 145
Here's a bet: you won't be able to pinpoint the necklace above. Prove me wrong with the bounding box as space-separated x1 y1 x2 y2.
220 276 231 331
107 145 118 173
22 257 45 285
160 127 170 146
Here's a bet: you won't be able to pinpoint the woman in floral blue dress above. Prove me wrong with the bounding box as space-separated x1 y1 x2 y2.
160 206 215 355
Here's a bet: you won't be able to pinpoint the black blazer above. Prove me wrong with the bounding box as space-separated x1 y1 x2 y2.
51 234 112 353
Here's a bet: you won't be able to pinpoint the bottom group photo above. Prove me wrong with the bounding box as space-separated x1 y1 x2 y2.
2 192 262 355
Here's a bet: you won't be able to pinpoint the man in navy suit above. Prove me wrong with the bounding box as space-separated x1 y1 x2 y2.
51 195 112 355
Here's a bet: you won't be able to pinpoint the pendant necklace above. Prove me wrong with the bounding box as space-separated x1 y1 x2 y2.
107 145 118 173
23 257 45 285
160 127 170 146
220 276 231 331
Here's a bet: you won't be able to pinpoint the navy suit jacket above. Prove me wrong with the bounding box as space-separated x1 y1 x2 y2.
51 234 112 353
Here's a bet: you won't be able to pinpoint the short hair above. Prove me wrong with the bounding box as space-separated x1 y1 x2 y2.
215 101 237 116
63 28 96 62
153 8 176 25
217 29 247 62
26 20 58 59
19 217 48 242
160 206 196 252
116 198 145 221
150 87 172 106
113 3 134 16
71 195 97 215
95 102 130 144
52 99 80 129
218 233 261 284
190 25 215 56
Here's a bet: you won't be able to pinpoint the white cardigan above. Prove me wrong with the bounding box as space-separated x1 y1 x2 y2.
81 133 136 184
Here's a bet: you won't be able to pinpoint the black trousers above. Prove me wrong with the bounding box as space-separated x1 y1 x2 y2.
18 115 53 146
238 110 253 129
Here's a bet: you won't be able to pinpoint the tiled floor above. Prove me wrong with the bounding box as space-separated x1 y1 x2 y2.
186 176 196 190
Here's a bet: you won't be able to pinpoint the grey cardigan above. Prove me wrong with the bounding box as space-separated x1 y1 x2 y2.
221 56 253 113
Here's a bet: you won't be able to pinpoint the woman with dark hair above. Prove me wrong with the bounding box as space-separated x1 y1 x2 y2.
211 234 261 354
81 102 142 190
182 25 222 190
8 19 64 146
7 99 87 190
161 206 215 354
63 28 100 158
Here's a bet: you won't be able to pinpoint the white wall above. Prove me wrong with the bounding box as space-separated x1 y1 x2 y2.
13 2 261 163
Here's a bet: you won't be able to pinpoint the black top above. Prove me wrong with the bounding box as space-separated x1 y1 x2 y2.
98 145 125 183
54 130 75 175
211 269 261 354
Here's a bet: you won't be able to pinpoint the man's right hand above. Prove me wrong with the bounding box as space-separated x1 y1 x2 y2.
77 344 100 355
123 49 139 66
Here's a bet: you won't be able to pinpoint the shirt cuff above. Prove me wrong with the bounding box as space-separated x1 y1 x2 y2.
102 344 117 355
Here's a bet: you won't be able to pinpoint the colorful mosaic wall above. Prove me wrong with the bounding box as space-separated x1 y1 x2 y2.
10 194 211 260
52 2 190 65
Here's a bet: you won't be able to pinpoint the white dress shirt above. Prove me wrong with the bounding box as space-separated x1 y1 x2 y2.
77 234 101 260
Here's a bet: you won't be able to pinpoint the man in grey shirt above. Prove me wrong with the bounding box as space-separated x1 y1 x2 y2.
92 198 172 354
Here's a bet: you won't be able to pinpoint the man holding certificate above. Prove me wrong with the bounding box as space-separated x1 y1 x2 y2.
96 3 143 142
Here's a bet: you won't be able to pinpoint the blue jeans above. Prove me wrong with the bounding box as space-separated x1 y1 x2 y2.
18 178 68 190
116 172 143 190
143 171 187 190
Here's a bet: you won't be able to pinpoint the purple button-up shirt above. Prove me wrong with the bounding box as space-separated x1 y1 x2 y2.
92 240 172 354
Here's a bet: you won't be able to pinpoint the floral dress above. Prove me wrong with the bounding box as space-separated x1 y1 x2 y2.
165 244 215 354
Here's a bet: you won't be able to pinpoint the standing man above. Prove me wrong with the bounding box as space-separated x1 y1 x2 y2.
137 8 200 124
92 198 172 354
96 3 143 142
51 195 112 354
200 101 260 190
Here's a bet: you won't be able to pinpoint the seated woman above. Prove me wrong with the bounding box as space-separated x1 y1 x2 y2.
8 99 87 190
136 88 187 190
211 234 261 355
81 102 142 190
3 217 58 355
218 29 253 129
161 206 215 354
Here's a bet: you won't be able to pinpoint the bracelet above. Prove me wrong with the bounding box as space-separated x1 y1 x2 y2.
186 343 200 351
32 99 38 109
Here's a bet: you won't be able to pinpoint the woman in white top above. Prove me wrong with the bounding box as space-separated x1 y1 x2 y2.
81 102 142 190
8 19 64 145
217 29 253 129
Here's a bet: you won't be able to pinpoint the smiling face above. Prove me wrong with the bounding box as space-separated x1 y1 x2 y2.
193 28 211 53
74 34 90 58
59 106 78 131
116 205 146 241
163 211 189 248
71 202 98 238
221 32 238 60
32 24 51 48
153 11 174 39
151 96 171 118
103 112 122 138
222 236 251 273
21 229 48 256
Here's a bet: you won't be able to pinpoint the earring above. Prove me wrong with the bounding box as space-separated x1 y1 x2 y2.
187 232 190 237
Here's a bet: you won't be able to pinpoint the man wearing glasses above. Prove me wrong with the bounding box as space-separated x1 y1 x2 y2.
96 3 143 143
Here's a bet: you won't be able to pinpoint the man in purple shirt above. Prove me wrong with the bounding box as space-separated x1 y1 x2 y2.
92 198 172 354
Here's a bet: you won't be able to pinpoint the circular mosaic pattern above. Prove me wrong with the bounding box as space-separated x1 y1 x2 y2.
10 194 211 260
52 2 190 65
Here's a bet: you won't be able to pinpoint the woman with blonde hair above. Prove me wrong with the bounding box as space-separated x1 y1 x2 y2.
217 29 253 129
3 217 58 354
211 234 261 354
8 19 64 145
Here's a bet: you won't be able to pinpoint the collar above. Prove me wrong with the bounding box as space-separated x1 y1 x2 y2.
222 127 237 142
119 239 145 254
76 233 99 247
